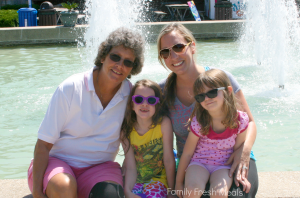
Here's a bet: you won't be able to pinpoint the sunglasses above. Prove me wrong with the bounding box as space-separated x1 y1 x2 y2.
109 53 135 68
194 87 226 103
159 42 192 59
132 95 160 105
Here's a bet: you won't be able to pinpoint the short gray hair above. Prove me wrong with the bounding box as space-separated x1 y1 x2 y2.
94 27 145 78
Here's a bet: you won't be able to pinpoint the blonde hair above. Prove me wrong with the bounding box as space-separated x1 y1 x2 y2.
121 79 167 153
157 23 196 108
190 69 239 135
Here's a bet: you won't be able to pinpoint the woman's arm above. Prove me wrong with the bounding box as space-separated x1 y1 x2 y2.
236 90 257 150
233 128 251 193
121 136 139 198
32 139 53 198
226 90 257 186
227 90 257 171
234 128 247 150
175 132 199 198
161 117 176 197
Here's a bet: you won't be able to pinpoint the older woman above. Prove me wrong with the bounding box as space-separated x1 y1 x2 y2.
28 27 145 198
157 23 258 198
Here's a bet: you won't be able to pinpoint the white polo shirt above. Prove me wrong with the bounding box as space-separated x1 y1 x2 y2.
38 67 131 168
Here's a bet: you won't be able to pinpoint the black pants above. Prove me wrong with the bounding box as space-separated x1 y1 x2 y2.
89 182 125 198
201 159 258 198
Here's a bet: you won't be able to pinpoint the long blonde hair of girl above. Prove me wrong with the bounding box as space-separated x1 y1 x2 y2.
190 69 239 135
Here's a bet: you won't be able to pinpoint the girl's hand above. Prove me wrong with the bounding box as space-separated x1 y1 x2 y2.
175 183 184 198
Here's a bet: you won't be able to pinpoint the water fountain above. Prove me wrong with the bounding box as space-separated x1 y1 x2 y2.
239 0 300 89
1 0 300 181
79 0 150 67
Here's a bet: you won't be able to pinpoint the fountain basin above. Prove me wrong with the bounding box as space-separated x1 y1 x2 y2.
0 21 244 46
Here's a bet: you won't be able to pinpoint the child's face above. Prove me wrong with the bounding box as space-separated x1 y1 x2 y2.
132 85 156 120
200 85 225 113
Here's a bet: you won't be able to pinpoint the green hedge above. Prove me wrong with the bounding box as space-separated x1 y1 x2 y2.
0 10 18 27
1 4 40 10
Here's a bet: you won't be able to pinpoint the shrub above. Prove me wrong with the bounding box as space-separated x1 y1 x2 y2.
1 4 39 10
0 10 18 27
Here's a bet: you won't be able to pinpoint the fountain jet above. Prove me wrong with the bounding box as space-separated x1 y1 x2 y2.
240 0 300 89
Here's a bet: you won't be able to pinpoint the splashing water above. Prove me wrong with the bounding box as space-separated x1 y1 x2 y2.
239 0 300 88
78 0 150 68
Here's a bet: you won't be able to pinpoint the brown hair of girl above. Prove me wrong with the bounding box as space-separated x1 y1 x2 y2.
190 69 239 135
121 79 167 153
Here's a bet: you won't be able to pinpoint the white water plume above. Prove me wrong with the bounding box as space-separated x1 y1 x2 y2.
79 0 150 68
239 0 300 88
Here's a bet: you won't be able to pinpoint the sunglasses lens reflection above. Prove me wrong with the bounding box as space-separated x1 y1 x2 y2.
207 89 218 98
134 96 144 104
147 97 157 105
160 49 169 59
123 60 134 67
110 54 121 62
172 44 186 52
160 43 189 59
195 89 220 103
196 95 205 103
109 54 134 68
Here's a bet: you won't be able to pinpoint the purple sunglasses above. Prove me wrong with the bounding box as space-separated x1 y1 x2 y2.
132 95 160 105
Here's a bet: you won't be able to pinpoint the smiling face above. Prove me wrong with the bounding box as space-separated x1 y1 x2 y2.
160 31 196 75
200 85 225 113
101 45 135 85
132 85 156 120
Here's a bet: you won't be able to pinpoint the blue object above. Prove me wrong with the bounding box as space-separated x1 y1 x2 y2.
188 1 201 21
173 149 177 157
18 8 37 27
250 150 256 161
173 149 177 161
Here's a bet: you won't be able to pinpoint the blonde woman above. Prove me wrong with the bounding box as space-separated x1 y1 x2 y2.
157 23 258 198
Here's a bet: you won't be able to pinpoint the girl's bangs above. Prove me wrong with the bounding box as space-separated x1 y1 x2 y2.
195 76 219 94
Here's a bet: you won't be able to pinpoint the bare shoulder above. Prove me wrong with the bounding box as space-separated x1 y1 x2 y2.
161 116 171 126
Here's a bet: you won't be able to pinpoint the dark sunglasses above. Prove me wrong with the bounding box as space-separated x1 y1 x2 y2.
159 42 192 59
194 87 225 103
109 53 135 68
132 95 160 105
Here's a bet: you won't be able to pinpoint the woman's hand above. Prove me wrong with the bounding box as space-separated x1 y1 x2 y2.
175 183 184 198
32 139 53 198
236 177 251 193
225 144 251 187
